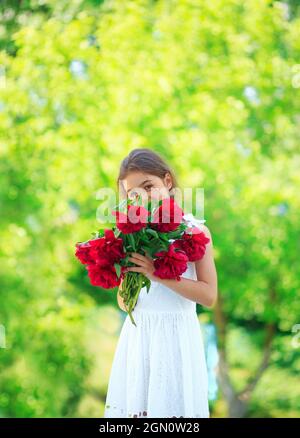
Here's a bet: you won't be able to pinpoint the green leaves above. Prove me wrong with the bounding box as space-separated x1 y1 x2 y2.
92 228 105 238
145 228 159 238
144 276 151 294
127 233 136 251
114 263 121 279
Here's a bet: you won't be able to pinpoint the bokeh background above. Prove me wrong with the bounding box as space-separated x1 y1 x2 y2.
0 0 300 418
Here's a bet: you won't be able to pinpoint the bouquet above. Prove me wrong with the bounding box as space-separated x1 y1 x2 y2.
75 197 210 326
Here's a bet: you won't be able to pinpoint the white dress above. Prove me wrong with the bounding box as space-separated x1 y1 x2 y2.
103 213 210 418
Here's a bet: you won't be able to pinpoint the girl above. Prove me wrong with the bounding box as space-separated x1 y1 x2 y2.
104 148 218 418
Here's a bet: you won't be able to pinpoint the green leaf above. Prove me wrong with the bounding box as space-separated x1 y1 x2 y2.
159 233 169 241
145 228 159 238
95 228 105 238
128 233 136 251
114 263 121 279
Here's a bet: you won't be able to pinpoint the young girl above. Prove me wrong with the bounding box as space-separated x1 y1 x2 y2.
104 148 218 418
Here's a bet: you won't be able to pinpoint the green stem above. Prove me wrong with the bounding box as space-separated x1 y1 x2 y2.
120 272 146 327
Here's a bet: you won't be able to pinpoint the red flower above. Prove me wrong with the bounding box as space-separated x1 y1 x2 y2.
112 205 150 234
86 262 126 289
89 229 125 264
153 242 188 280
151 197 184 232
75 241 94 265
173 227 210 261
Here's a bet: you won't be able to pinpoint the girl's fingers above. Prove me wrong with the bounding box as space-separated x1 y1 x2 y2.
128 256 148 268
127 266 145 273
130 252 154 265
143 252 153 263
130 252 150 262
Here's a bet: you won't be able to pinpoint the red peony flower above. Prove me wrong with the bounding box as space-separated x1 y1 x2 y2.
75 229 125 266
173 227 210 261
86 262 126 288
75 241 94 265
112 205 150 234
151 197 184 232
153 242 188 280
88 229 125 264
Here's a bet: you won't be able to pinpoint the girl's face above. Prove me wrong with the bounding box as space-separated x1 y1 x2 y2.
121 171 173 204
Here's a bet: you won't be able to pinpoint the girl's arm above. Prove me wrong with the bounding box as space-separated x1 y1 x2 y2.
155 225 218 308
127 225 218 309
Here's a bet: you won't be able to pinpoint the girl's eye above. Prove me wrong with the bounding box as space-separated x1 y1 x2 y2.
128 185 152 198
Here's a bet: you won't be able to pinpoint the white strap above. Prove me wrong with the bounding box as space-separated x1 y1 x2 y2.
183 213 206 227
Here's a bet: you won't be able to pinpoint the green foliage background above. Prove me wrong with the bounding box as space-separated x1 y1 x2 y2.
0 0 299 417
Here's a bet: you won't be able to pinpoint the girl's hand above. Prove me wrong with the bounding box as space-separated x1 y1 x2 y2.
126 252 158 282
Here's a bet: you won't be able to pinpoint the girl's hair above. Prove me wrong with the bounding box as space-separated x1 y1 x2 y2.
117 148 179 199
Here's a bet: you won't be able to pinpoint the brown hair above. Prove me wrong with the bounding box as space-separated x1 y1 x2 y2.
117 148 180 199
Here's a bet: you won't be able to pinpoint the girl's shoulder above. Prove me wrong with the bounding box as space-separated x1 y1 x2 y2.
182 212 212 240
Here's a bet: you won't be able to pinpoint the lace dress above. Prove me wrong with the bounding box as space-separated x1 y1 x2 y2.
103 213 210 418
